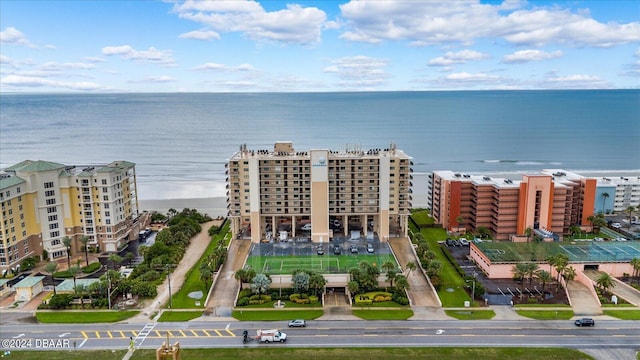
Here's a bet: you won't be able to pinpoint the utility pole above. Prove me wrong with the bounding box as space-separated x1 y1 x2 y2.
166 264 175 309
107 272 112 310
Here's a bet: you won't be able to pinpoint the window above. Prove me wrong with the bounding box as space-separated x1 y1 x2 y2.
103 187 108 193
103 196 109 201
46 198 55 205
44 182 54 189
48 215 58 221
102 179 107 185
50 231 60 238
47 207 57 213
105 211 110 217
104 203 109 209
49 223 58 230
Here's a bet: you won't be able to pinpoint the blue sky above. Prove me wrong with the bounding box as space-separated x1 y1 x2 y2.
1 0 639 92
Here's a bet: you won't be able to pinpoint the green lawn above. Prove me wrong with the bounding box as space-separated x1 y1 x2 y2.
245 253 396 275
515 310 574 320
352 309 414 320
410 210 434 225
157 310 203 322
514 304 571 308
602 309 640 320
35 310 139 323
170 222 230 309
232 309 323 321
445 310 496 320
130 347 591 360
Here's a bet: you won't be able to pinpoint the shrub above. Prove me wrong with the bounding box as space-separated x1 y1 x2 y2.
239 289 252 298
395 296 409 305
237 297 249 306
527 297 538 304
81 262 102 274
294 298 310 304
309 295 319 304
47 294 74 309
289 294 300 302
355 295 373 305
249 299 266 305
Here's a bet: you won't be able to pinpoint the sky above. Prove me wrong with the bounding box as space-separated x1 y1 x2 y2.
1 0 639 92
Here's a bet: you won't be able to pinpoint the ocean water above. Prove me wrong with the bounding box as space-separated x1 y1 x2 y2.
1 90 639 201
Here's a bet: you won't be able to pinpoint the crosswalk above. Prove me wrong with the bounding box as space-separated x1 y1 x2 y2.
79 328 236 339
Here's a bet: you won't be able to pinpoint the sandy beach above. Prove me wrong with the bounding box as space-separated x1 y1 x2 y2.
139 197 229 218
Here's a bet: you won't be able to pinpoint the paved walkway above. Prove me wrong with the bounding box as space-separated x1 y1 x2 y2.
584 270 640 307
128 220 218 323
204 238 251 318
566 280 603 316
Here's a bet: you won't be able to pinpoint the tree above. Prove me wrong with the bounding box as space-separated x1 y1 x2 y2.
108 253 123 270
595 272 615 294
524 227 533 243
62 236 72 269
626 206 636 229
456 216 464 233
385 268 398 290
250 273 271 300
125 252 135 266
199 262 213 292
512 263 529 298
562 266 577 282
601 192 609 214
309 273 326 296
405 261 417 278
347 280 360 297
394 275 410 293
568 225 582 238
292 271 310 293
525 263 539 287
535 270 553 294
476 226 490 239
631 258 640 286
79 235 90 266
44 262 58 295
235 269 247 291
68 266 80 294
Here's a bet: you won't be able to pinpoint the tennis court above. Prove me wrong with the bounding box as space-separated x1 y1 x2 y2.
245 253 397 275
477 241 640 263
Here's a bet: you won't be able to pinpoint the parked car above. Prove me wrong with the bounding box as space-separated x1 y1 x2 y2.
445 239 456 246
611 222 622 229
367 243 375 253
350 244 359 254
333 245 341 255
574 318 595 327
459 238 470 246
288 319 306 328
316 246 324 255
301 223 312 231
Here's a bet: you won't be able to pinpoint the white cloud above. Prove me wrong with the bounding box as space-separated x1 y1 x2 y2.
193 62 254 72
173 1 327 44
1 74 102 90
428 50 489 66
0 27 35 47
541 73 610 88
39 62 96 71
503 49 563 64
338 1 640 48
323 55 389 89
133 75 176 83
178 29 221 40
101 45 175 66
84 56 105 63
0 54 14 67
445 72 500 81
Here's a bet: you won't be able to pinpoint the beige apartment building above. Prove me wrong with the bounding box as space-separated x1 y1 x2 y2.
0 160 147 273
226 142 413 243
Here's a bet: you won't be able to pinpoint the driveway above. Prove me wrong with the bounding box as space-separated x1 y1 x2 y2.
566 280 602 315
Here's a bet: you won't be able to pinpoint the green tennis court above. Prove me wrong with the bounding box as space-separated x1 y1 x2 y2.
245 254 397 275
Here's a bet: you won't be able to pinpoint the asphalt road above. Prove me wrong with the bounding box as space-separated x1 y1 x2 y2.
1 320 638 356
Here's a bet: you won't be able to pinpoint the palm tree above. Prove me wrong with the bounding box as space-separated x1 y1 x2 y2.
394 275 410 293
62 236 72 269
524 227 533 243
347 280 360 298
562 266 577 282
456 216 464 233
512 263 528 298
79 235 90 266
630 258 640 286
108 253 123 270
535 270 553 294
250 273 271 300
68 266 80 294
525 263 539 287
309 273 327 296
44 262 58 295
199 262 213 292
569 225 582 238
405 261 417 277
595 273 615 294
601 192 609 214
235 269 247 291
385 268 398 290
626 206 636 229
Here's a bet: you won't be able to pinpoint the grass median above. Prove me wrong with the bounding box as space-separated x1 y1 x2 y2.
352 309 414 320
515 309 573 320
35 310 139 323
232 309 324 321
445 309 496 320
602 309 640 320
157 310 203 322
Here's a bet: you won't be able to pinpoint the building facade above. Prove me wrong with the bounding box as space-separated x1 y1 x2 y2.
594 175 640 213
430 170 597 240
226 142 413 243
0 160 145 273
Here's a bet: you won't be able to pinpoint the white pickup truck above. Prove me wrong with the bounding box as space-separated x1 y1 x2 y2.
257 329 287 343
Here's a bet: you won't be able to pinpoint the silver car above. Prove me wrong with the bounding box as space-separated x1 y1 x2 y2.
288 319 306 327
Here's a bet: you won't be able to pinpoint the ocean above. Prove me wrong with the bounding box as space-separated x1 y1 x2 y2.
1 90 639 204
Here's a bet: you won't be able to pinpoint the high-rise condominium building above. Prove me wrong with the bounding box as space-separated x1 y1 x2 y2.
226 142 413 243
0 160 145 273
430 170 598 241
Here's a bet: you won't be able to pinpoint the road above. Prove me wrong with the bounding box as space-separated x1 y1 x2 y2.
1 320 638 356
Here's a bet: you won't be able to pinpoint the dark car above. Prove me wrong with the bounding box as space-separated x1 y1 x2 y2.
316 246 324 255
350 244 359 254
333 245 341 255
445 239 455 246
574 318 595 327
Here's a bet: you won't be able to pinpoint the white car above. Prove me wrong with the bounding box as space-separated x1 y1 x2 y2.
611 222 622 229
301 223 312 231
288 319 306 327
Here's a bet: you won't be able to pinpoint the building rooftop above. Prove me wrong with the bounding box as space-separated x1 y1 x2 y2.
229 142 412 161
475 241 640 263
55 278 100 292
13 276 45 288
6 160 66 173
0 175 26 191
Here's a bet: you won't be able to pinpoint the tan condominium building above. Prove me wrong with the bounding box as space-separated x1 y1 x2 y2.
226 142 413 243
430 170 597 241
0 160 146 273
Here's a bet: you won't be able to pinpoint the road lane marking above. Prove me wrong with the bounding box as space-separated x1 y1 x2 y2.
191 330 199 337
155 331 163 337
95 331 101 339
81 331 88 339
78 339 87 348
214 330 222 336
202 330 211 337
179 330 187 337
132 331 138 337
119 331 125 338
225 330 235 337
107 331 113 339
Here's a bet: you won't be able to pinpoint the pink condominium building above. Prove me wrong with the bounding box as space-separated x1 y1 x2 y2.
226 142 413 243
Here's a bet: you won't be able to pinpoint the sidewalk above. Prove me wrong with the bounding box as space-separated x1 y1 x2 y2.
127 220 218 323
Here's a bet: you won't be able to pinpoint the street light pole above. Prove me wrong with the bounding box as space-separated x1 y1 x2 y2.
107 272 112 310
167 268 172 309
